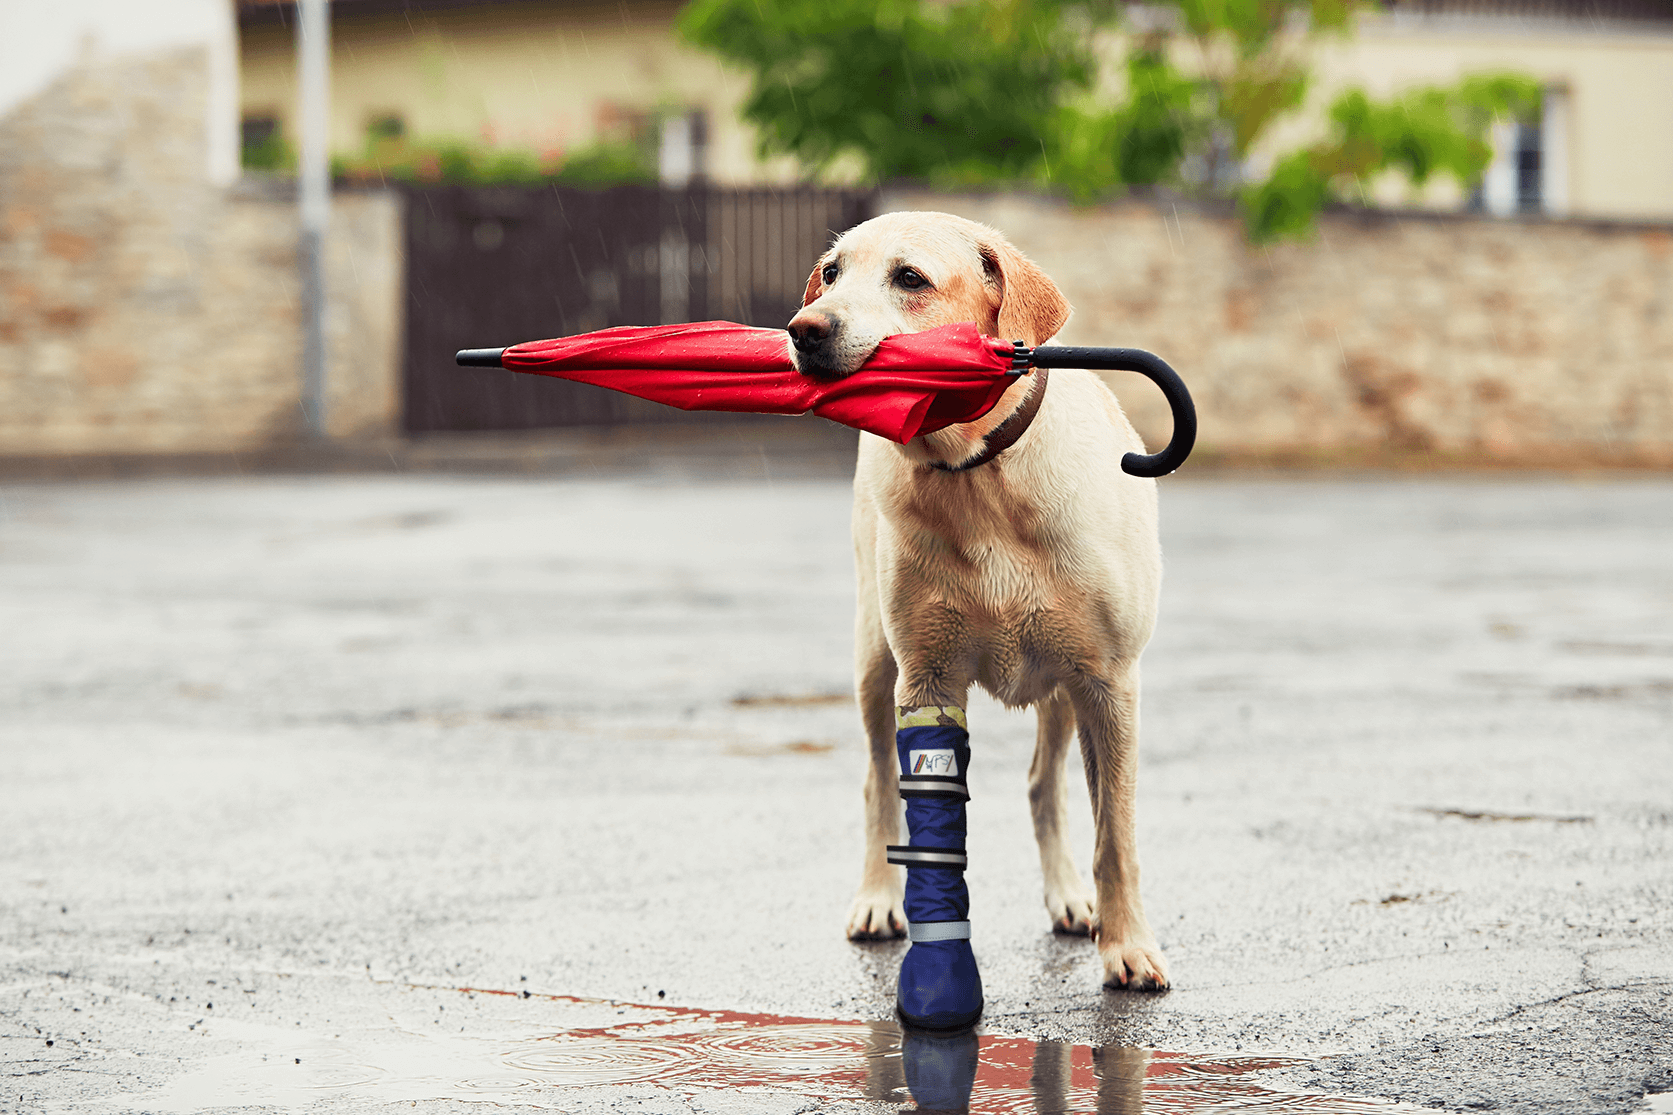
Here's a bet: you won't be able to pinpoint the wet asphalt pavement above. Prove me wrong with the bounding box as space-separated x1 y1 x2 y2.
1 443 1669 1114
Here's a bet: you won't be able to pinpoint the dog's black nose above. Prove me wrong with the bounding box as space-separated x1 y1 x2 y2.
788 313 835 354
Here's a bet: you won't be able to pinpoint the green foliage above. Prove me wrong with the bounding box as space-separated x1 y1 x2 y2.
1240 73 1541 240
1112 48 1201 186
552 142 659 187
678 0 1099 186
1239 148 1334 241
676 0 1545 239
1163 0 1349 160
1039 48 1202 201
677 0 1358 214
1171 0 1357 55
332 136 656 187
1038 105 1120 201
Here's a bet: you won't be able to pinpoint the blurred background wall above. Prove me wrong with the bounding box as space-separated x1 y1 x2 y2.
889 190 1673 465
0 0 1668 464
0 0 400 455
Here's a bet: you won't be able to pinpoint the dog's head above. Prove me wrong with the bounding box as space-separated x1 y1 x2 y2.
786 212 1070 378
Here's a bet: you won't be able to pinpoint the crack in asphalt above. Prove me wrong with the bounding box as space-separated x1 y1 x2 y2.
1478 976 1673 1028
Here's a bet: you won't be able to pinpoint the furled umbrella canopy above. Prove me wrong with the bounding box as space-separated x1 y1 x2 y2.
462 320 1020 445
456 320 1196 476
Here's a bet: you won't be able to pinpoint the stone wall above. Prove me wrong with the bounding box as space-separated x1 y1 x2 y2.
0 44 400 458
885 190 1673 466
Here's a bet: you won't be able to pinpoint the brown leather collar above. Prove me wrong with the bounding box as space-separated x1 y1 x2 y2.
928 368 1048 472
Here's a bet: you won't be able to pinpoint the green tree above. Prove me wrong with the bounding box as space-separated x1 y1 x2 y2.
678 0 1541 240
678 0 1103 186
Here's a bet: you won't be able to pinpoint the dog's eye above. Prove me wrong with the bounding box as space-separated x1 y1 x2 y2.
895 268 929 291
821 263 839 285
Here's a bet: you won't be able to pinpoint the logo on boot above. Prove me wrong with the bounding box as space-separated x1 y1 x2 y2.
909 749 959 776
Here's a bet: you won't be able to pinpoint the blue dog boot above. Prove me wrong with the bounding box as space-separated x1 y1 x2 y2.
890 705 983 1032
897 938 982 1032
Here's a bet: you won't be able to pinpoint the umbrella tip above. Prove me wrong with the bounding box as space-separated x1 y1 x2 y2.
455 348 506 368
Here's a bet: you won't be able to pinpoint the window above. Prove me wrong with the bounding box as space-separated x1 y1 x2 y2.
1515 122 1542 213
657 110 708 187
366 114 406 143
1478 87 1568 218
240 114 287 171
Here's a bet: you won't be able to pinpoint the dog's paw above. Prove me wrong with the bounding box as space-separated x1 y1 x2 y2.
845 889 906 941
1045 884 1095 936
1097 935 1170 992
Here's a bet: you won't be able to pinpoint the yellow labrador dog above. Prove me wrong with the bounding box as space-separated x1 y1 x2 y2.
786 211 1168 991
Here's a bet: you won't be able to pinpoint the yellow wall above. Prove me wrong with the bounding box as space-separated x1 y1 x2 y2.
238 0 799 184
1269 14 1673 220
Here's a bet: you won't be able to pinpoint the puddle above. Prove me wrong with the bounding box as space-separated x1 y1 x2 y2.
1418 806 1593 824
133 988 1431 1113
726 739 839 756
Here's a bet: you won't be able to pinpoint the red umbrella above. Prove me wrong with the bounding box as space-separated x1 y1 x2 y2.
456 320 1195 476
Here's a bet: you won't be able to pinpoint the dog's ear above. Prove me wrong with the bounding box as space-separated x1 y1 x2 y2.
981 240 1070 346
802 263 824 307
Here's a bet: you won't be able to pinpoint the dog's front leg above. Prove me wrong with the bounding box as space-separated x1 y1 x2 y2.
847 609 905 940
1070 664 1169 991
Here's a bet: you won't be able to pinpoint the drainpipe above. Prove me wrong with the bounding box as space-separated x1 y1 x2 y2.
297 0 331 438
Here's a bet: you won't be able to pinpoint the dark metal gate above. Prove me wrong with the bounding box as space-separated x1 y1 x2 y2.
401 185 875 432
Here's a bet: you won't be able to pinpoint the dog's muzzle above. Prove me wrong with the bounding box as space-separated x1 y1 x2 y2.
785 310 856 378
788 312 835 355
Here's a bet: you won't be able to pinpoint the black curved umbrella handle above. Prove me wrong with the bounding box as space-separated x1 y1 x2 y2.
1024 346 1197 477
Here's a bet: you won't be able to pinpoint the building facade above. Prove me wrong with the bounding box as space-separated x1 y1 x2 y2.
235 0 1673 219
237 0 799 186
1305 0 1673 220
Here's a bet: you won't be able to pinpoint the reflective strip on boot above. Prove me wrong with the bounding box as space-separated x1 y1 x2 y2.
907 920 972 942
886 845 968 870
898 775 969 800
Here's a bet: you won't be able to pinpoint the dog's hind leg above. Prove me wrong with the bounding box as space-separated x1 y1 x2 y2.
1070 663 1169 991
1029 688 1095 935
846 586 906 940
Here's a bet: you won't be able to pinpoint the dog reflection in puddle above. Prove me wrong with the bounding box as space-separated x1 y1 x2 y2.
899 1028 979 1112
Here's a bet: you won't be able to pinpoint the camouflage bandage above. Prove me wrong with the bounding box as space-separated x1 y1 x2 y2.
896 705 969 730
